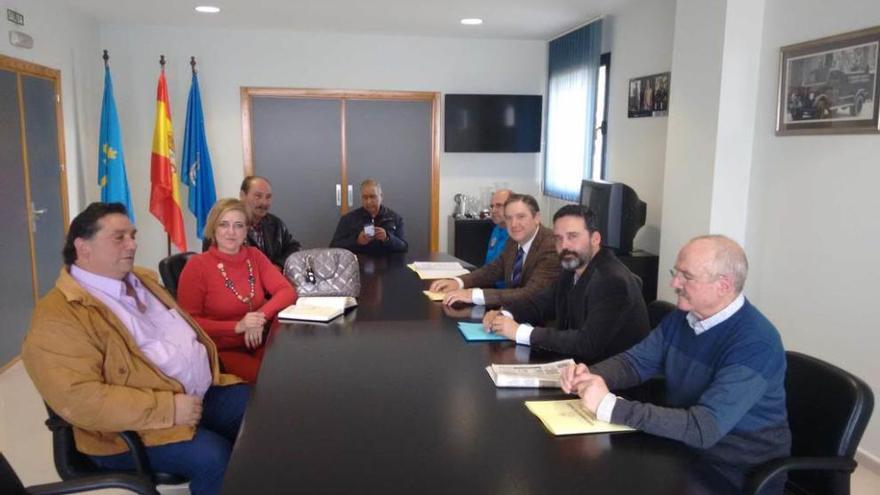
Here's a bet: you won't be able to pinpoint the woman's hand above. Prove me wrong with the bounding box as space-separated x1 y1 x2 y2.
243 325 265 350
235 312 267 334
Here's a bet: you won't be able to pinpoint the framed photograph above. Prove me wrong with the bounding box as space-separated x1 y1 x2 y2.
777 25 880 135
628 72 670 118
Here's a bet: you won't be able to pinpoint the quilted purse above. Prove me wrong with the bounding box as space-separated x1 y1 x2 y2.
283 248 361 297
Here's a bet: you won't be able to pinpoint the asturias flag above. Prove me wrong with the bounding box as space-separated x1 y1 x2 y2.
181 72 217 239
149 68 187 252
98 66 134 220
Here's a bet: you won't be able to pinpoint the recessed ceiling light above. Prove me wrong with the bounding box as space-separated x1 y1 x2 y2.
195 6 221 14
461 18 483 26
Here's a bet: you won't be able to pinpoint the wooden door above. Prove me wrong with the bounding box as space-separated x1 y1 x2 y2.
0 56 69 365
242 88 439 252
345 99 433 255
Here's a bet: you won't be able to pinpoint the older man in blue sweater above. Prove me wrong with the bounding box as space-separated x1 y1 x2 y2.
562 235 790 493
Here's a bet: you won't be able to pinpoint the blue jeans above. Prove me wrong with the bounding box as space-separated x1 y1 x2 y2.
91 384 249 495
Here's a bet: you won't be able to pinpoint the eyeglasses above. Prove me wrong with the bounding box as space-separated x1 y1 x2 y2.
669 268 718 284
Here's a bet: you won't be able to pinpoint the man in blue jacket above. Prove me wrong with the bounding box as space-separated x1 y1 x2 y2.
485 188 512 265
485 188 511 288
330 179 407 256
562 235 790 493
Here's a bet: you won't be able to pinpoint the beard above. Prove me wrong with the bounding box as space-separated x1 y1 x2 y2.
559 249 591 271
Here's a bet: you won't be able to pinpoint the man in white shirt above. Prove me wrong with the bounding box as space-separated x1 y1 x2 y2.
23 202 248 495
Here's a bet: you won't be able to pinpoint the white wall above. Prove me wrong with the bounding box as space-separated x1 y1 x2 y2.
708 0 765 245
97 24 546 270
0 0 101 220
657 0 727 301
746 0 880 461
603 0 676 254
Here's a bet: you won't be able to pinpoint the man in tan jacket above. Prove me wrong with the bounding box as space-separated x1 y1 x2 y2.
430 193 560 307
22 202 247 495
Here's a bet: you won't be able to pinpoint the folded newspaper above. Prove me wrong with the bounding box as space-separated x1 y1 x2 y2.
485 359 576 388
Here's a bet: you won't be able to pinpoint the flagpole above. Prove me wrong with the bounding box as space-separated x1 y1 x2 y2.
159 54 172 257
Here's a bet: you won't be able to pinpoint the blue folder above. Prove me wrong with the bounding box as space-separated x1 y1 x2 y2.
457 322 507 342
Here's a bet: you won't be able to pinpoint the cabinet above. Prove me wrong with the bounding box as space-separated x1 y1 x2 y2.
617 250 659 303
449 217 495 267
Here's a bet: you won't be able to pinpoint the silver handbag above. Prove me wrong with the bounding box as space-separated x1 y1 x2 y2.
283 248 361 297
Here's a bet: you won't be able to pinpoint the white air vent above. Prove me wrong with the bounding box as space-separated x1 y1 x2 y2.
9 30 32 49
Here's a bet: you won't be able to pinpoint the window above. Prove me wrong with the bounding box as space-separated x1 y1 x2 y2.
591 53 611 180
543 19 604 201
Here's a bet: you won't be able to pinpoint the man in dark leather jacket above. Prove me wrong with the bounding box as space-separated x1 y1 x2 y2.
330 179 407 256
204 176 301 269
240 176 301 268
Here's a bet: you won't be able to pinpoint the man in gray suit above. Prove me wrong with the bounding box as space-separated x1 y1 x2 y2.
430 193 559 308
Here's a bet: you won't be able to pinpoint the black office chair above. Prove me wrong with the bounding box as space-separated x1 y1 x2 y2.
744 351 874 495
1 452 158 495
647 299 677 328
158 251 196 298
44 405 187 489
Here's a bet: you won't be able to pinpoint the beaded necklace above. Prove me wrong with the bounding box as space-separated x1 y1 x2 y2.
216 259 256 310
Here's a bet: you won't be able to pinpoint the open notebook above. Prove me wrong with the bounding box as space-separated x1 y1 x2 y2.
278 297 358 322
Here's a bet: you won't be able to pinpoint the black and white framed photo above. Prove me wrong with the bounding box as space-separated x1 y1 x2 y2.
628 72 670 118
777 25 880 135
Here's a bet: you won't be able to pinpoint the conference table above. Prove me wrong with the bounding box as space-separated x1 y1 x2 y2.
221 252 737 494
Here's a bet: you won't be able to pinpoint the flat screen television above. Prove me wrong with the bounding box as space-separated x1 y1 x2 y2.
444 94 542 152
579 179 646 254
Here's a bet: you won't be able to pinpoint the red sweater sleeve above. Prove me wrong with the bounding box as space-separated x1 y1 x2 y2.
177 255 240 339
252 249 297 319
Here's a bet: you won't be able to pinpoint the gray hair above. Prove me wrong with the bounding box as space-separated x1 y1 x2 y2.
360 178 382 194
690 235 749 293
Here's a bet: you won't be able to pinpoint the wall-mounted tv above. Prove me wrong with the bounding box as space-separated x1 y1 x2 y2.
444 94 542 153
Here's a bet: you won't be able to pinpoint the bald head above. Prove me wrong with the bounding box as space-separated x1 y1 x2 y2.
670 235 747 319
490 189 513 226
686 235 749 293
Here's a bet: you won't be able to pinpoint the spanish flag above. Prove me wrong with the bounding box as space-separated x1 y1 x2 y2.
149 67 187 252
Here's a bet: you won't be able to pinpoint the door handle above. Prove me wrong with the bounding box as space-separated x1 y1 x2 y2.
31 202 47 232
336 184 342 207
347 185 353 207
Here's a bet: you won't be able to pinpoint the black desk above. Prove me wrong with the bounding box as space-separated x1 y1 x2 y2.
222 253 735 494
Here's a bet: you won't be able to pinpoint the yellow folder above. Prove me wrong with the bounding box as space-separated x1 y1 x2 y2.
524 399 635 436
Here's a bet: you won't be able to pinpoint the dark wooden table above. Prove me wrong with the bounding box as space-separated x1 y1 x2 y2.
221 253 736 494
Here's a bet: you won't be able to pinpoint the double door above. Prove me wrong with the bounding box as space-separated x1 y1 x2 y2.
243 89 439 254
0 56 69 364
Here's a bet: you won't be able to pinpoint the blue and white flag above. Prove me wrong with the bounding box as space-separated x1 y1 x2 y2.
98 66 134 220
181 72 217 239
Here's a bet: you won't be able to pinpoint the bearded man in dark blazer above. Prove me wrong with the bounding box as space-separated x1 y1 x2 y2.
483 204 650 364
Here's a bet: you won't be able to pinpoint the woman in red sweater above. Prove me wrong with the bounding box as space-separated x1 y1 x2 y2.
178 198 297 382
